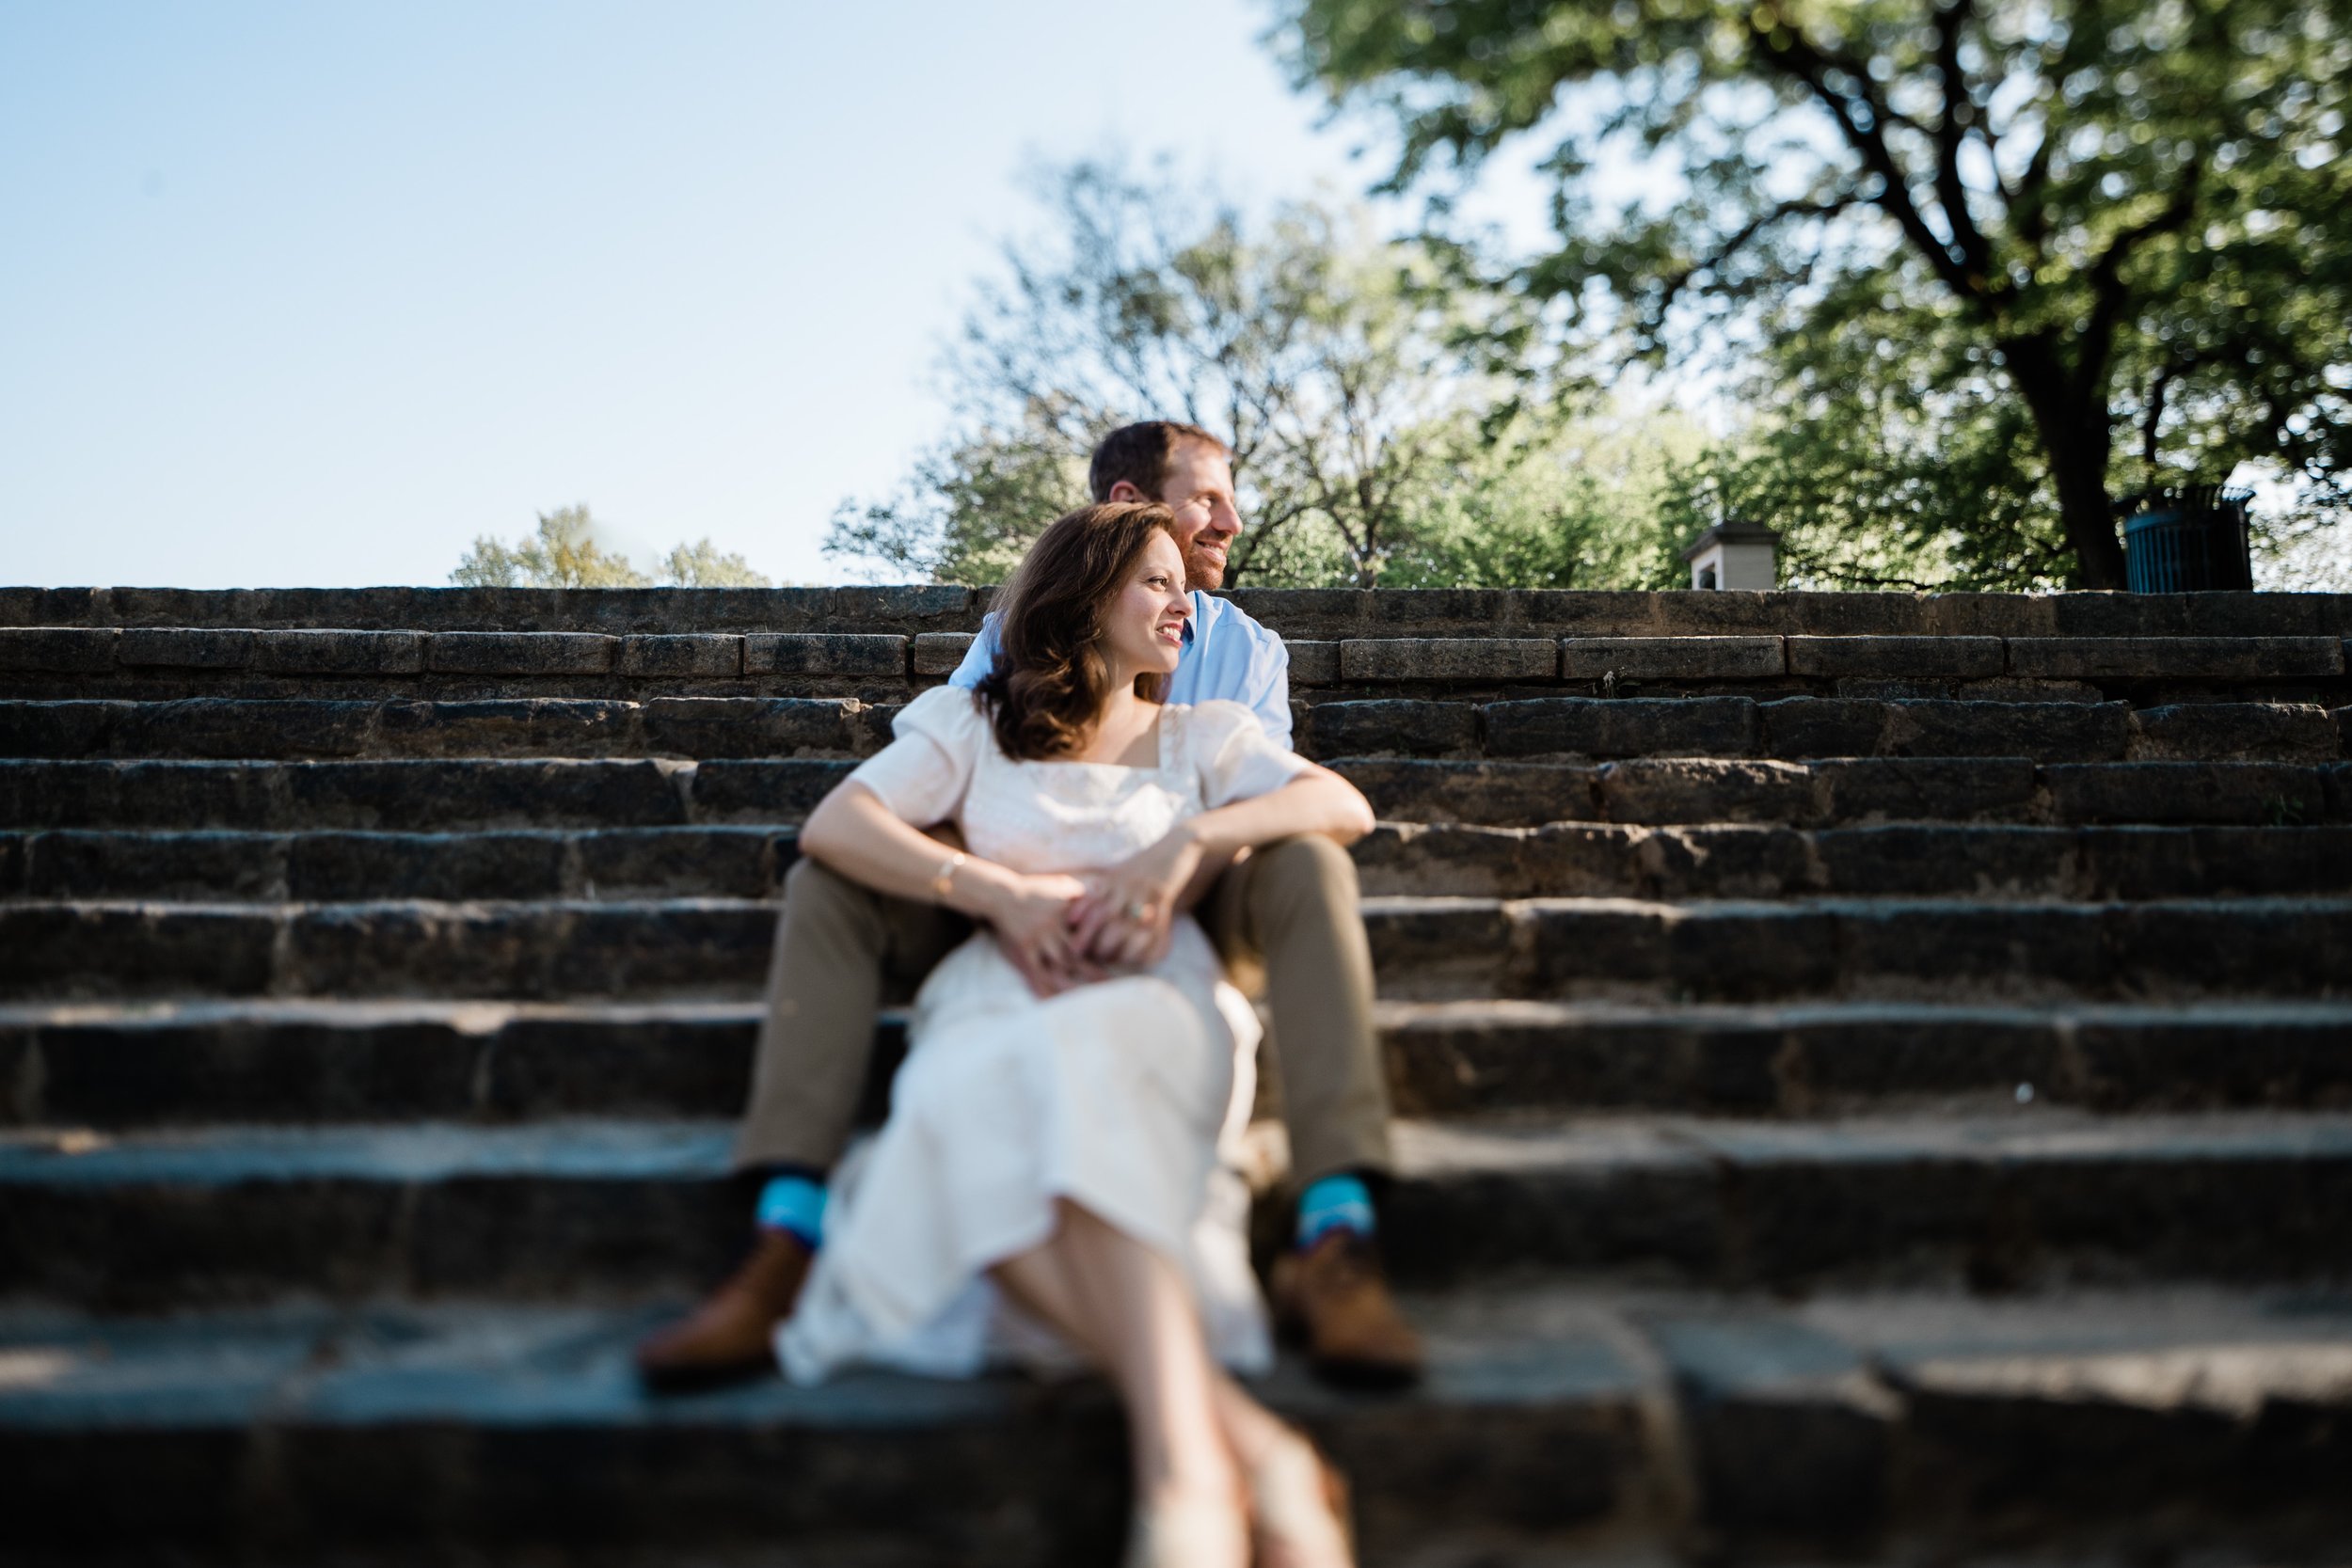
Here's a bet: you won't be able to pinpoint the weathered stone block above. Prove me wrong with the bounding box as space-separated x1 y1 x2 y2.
25 829 287 899
2043 762 2328 826
1880 701 2132 763
1340 639 1557 682
640 697 863 758
2329 761 2352 821
1285 641 1339 685
376 699 636 758
1361 897 1519 994
1643 1315 1891 1544
0 587 100 626
687 758 859 822
574 826 789 899
2102 899 2352 999
2129 703 2342 763
2077 824 2352 899
1757 698 1886 759
1305 700 1477 758
1561 636 1785 681
0 627 117 673
116 699 375 760
287 831 571 901
1484 697 1756 759
1330 759 1599 826
252 630 425 675
1352 822 1645 898
1810 757 2037 824
1596 759 1815 826
620 635 741 678
116 627 255 668
426 632 615 675
1810 824 2072 896
741 634 906 677
0 701 127 758
911 632 976 676
0 759 284 830
282 759 688 831
1636 825 1814 898
0 902 278 997
2005 636 2344 680
543 902 776 996
1841 902 2111 995
1786 636 2004 679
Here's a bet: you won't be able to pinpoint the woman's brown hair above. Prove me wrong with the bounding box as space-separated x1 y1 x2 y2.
976 501 1179 761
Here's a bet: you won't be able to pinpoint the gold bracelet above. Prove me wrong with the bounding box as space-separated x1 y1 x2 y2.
930 850 967 905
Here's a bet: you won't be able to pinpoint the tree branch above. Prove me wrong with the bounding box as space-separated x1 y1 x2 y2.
1654 193 1865 319
1930 0 2000 293
1749 15 1983 305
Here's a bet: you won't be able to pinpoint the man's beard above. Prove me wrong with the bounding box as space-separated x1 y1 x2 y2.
1184 538 1229 592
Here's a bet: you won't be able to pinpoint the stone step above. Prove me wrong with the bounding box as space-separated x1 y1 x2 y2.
1340 756 2351 828
4 895 2347 1004
1312 695 2350 764
12 582 2351 639
9 694 2347 766
0 696 884 760
4 1284 2344 1564
8 997 2350 1130
5 1111 2349 1308
5 755 2346 832
9 821 2352 904
5 626 2345 706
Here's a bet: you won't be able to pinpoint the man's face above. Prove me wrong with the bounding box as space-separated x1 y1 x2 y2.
1154 442 1243 592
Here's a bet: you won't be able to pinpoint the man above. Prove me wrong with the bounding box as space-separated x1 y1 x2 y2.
635 420 1422 1389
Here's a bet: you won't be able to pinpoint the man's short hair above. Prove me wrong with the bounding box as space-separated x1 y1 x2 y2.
1089 421 1229 504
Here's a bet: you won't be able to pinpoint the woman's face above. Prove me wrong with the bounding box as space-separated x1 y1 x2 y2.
1101 529 1191 684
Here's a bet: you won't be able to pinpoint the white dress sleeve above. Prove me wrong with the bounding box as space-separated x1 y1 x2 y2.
843 685 992 826
1184 699 1312 810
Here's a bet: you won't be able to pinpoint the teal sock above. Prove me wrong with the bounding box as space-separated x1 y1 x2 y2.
754 1173 828 1251
1295 1174 1375 1249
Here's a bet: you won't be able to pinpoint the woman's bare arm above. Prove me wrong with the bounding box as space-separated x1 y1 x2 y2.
1068 765 1374 962
800 781 1103 995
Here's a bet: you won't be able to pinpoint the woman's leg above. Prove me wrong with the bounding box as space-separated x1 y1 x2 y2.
990 1201 1241 1513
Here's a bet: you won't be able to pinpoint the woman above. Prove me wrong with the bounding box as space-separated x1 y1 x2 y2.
779 501 1371 1567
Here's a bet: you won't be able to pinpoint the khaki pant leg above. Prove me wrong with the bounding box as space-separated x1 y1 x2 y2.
733 855 966 1172
1201 835 1391 1185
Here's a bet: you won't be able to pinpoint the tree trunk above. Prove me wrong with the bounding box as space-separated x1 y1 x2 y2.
1999 334 2130 590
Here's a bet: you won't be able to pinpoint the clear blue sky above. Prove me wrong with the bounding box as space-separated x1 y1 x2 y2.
4 1 1502 589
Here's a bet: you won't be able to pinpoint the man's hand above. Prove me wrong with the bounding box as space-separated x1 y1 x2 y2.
1069 827 1206 970
983 871 1104 997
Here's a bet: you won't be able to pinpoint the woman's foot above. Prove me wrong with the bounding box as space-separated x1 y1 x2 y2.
1121 1486 1248 1568
1243 1425 1356 1568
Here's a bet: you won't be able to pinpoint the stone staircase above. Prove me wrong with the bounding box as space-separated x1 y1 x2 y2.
3 584 2350 1566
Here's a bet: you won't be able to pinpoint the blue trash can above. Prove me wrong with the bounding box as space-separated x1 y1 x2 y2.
2122 486 2254 593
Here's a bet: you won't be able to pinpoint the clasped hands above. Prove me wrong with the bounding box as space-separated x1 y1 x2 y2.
987 826 1206 998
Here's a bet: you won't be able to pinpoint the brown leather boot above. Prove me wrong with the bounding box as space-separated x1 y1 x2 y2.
634 1228 813 1393
1268 1231 1424 1390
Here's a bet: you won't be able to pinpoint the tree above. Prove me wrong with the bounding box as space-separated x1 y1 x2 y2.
660 538 774 588
1279 0 2352 587
825 159 1547 588
453 506 774 588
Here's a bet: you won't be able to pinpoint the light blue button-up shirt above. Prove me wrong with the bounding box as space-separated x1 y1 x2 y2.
946 591 1293 750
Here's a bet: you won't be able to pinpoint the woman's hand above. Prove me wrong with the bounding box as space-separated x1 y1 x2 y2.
976 871 1103 998
1069 826 1206 969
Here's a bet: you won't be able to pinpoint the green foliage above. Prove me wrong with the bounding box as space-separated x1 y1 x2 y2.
453 506 774 589
826 159 1583 588
659 538 774 588
453 506 652 589
1278 0 2352 587
1378 404 1705 588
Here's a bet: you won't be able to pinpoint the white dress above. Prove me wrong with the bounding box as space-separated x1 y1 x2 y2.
776 686 1311 1384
